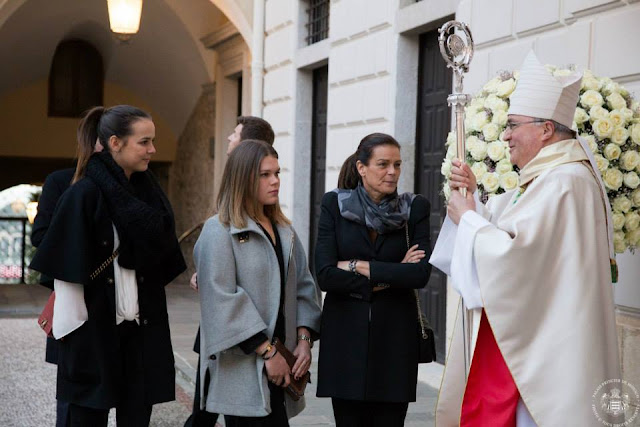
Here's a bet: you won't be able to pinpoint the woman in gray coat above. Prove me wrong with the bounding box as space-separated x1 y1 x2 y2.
194 140 322 426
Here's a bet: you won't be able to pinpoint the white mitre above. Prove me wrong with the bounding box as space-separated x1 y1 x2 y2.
508 51 582 128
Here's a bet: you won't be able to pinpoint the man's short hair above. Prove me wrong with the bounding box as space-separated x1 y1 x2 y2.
237 116 275 145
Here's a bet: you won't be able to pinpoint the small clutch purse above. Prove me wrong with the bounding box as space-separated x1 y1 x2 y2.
38 292 55 337
273 338 311 401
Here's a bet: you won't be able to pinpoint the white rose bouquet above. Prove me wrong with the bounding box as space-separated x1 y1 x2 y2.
441 68 640 253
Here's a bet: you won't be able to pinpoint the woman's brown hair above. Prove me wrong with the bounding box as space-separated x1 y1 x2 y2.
216 139 290 228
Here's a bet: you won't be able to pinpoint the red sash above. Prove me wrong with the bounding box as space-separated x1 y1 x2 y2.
460 310 519 427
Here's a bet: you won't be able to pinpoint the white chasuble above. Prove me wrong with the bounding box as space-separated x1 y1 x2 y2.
432 140 620 427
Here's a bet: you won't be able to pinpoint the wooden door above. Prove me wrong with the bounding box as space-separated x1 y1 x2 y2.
309 66 328 272
415 30 452 362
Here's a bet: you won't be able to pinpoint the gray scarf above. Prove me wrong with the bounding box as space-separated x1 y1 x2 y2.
333 184 415 234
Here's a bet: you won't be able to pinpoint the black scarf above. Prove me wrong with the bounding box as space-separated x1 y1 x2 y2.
85 152 177 270
333 183 415 234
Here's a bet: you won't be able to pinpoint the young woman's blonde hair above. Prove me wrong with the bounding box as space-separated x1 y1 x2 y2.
217 139 290 228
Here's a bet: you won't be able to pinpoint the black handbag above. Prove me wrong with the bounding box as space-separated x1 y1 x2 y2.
405 224 437 363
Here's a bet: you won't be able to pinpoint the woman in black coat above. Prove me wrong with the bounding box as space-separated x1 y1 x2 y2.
315 133 432 426
30 105 186 426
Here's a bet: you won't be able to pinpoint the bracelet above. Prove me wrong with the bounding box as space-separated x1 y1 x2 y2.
263 347 278 361
260 342 273 358
298 333 313 348
348 259 360 275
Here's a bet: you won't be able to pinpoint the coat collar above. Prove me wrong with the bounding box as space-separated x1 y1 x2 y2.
229 217 294 274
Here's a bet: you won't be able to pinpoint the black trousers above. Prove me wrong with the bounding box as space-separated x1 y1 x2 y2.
224 383 289 427
331 398 409 427
66 321 153 427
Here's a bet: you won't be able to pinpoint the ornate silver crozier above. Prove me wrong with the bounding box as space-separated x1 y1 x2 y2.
438 20 474 380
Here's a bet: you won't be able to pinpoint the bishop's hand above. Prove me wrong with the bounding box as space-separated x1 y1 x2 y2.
447 188 476 225
449 159 477 193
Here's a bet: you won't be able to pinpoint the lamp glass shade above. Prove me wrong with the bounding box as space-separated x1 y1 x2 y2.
107 0 143 37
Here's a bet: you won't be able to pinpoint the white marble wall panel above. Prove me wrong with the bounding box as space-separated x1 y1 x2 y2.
592 5 640 79
264 63 294 103
514 0 561 34
564 0 623 16
471 0 514 45
265 0 296 33
264 100 294 137
535 21 591 70
456 0 472 25
488 39 536 77
464 50 490 95
264 23 296 69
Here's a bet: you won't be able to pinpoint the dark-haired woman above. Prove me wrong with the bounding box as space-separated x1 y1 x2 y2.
315 133 432 426
30 105 186 426
194 140 321 425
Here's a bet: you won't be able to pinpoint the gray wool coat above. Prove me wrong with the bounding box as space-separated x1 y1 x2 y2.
194 215 322 418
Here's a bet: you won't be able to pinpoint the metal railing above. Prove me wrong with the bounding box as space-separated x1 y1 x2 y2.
306 0 330 45
0 217 29 284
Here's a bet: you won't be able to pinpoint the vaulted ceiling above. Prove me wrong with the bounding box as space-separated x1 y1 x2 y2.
0 0 250 137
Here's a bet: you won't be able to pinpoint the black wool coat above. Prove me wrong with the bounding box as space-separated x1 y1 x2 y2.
315 191 432 403
31 167 74 365
30 175 186 409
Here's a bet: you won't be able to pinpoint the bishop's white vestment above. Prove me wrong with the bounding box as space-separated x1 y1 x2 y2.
431 139 621 426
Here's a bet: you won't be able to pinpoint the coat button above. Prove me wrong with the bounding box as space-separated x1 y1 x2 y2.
106 277 114 285
102 240 108 246
142 319 148 325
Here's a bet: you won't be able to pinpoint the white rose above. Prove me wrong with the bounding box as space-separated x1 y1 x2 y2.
624 171 640 189
581 134 598 153
627 228 640 247
495 159 512 175
481 172 500 193
504 146 511 162
580 90 604 109
607 92 628 111
487 140 505 161
464 112 476 132
446 131 456 146
574 107 589 125
483 77 501 94
621 108 634 122
609 110 627 127
496 79 516 98
602 79 620 96
470 111 489 132
466 135 480 152
470 139 488 161
483 123 501 142
620 151 640 171
443 183 451 200
603 143 621 161
471 161 488 181
611 127 630 146
603 167 624 191
484 94 508 113
492 110 508 126
513 70 520 79
589 106 609 121
594 154 609 172
630 124 640 145
625 212 640 231
613 212 626 230
499 171 519 190
446 143 457 160
581 75 602 91
594 119 614 139
441 159 452 177
614 231 627 253
633 188 640 207
613 195 633 213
